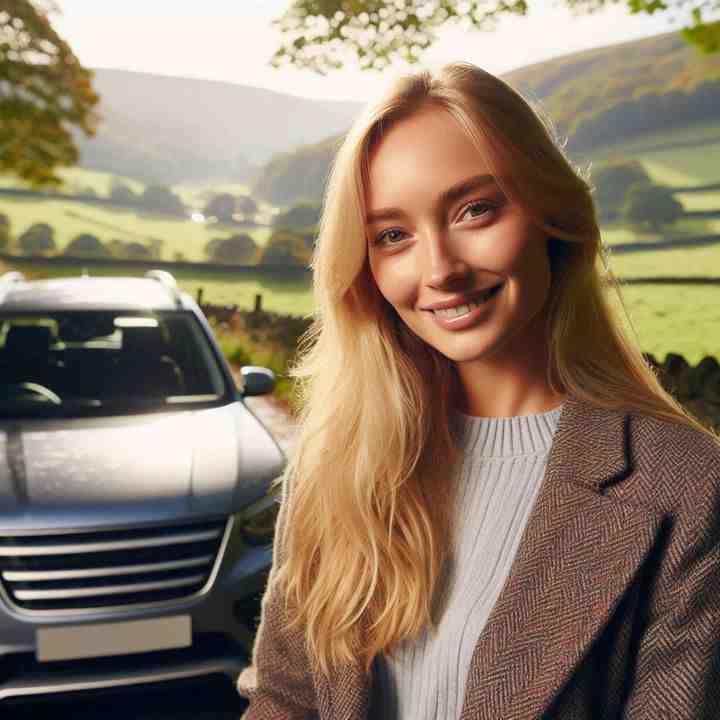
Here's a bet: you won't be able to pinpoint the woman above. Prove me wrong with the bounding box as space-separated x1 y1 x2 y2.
237 62 720 719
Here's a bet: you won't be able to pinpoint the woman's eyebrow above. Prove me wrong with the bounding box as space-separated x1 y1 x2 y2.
365 173 498 225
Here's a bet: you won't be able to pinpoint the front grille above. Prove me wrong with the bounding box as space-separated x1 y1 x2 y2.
0 517 230 613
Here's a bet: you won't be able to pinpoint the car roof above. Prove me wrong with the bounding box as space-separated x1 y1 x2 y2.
0 273 195 312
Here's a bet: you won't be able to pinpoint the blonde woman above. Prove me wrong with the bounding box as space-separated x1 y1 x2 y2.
237 62 720 719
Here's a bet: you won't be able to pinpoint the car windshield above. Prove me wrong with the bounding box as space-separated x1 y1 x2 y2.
0 310 230 418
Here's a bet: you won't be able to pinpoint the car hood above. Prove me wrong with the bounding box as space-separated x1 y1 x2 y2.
0 402 285 530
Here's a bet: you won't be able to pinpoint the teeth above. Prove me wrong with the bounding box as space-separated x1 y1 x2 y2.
433 286 497 318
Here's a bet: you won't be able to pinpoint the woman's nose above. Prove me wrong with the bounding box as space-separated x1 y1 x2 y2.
423 229 472 289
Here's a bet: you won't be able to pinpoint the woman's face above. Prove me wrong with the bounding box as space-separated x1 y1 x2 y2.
365 105 553 369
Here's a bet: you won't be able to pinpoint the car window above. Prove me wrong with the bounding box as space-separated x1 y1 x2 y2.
0 310 230 418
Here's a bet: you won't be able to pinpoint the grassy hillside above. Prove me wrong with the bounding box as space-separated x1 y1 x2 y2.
0 196 272 262
505 31 720 147
253 30 720 207
75 69 362 185
252 135 342 207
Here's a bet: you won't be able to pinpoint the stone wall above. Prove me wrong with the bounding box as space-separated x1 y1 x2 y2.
644 352 720 432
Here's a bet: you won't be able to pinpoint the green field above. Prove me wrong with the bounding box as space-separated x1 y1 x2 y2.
0 166 145 196
173 182 251 209
1 122 719 365
0 196 273 262
583 120 720 165
609 284 720 365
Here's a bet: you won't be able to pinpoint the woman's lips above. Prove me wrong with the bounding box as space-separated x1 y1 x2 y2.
426 281 504 331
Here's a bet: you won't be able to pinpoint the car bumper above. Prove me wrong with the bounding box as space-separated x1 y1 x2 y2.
0 536 272 702
0 633 244 701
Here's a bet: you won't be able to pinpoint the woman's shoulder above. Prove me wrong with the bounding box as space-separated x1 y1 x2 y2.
618 408 720 528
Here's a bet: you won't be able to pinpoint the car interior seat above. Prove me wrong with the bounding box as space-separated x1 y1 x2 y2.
114 325 185 396
0 325 59 388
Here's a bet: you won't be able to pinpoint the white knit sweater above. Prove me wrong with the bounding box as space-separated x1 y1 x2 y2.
369 403 565 719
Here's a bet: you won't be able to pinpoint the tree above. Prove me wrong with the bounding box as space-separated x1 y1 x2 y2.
273 202 322 229
622 183 684 231
126 242 151 259
1 1 100 187
18 222 55 255
236 194 258 216
206 234 258 264
64 233 109 258
109 180 139 206
203 193 259 223
270 0 720 74
139 185 186 216
203 193 236 223
0 214 10 251
591 158 652 222
260 229 311 266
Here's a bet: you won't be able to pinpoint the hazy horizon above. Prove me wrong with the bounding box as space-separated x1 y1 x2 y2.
53 0 698 102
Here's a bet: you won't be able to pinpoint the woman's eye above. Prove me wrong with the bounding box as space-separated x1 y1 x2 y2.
375 228 406 246
460 201 495 221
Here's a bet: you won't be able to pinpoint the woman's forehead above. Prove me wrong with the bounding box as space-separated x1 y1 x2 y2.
365 108 498 207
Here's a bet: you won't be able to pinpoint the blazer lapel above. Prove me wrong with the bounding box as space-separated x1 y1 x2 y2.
458 392 666 719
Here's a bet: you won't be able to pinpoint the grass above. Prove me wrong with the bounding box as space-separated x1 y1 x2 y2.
608 283 720 365
607 241 720 279
211 319 299 410
173 182 251 209
583 120 720 163
2 121 719 394
0 197 273 262
0 167 145 196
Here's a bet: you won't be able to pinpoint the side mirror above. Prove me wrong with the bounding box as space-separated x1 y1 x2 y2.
240 366 276 397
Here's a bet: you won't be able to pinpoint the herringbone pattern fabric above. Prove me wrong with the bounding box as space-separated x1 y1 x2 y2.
237 391 720 719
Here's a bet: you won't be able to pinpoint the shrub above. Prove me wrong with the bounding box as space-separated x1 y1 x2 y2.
18 223 56 255
64 233 109 258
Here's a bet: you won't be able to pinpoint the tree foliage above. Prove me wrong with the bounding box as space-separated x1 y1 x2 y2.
204 193 236 223
236 194 258 215
273 202 322 229
203 193 258 223
0 1 100 186
109 180 138 206
140 184 186 216
260 229 311 266
0 213 10 250
206 234 258 264
107 238 153 259
270 0 719 74
18 221 55 254
64 233 109 258
622 182 684 230
591 158 652 221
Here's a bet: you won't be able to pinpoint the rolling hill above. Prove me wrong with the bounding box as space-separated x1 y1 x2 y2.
252 29 720 206
74 69 362 186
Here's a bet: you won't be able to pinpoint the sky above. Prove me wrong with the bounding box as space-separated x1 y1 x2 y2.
52 0 695 102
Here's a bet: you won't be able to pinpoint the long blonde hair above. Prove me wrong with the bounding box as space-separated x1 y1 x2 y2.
267 61 718 681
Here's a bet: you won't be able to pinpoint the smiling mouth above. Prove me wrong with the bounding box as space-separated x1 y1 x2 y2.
428 282 504 319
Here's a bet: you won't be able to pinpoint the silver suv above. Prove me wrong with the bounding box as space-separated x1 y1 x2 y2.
0 269 283 703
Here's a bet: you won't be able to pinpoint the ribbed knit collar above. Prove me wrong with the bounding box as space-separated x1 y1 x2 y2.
452 402 565 458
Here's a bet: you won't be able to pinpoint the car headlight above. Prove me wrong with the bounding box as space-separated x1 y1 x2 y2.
234 485 281 547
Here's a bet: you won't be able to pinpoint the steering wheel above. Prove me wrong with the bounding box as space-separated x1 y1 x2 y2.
2 382 62 406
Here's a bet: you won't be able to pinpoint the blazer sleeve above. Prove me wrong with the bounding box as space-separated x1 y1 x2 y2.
237 476 319 720
622 450 720 718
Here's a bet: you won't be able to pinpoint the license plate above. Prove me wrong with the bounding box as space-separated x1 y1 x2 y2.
36 615 191 662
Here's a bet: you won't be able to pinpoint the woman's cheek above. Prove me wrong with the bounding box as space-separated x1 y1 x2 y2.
370 254 418 310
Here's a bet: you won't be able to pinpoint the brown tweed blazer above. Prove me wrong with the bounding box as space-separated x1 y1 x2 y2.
237 390 720 719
